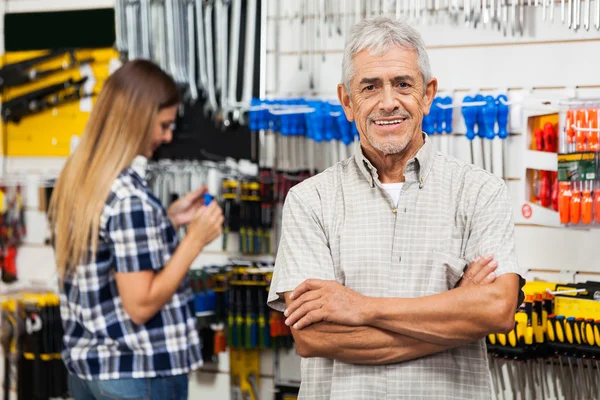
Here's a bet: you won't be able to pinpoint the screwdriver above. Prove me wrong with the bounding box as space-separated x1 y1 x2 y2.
565 316 576 344
555 315 565 343
570 181 582 225
524 295 534 345
559 181 572 223
245 284 257 349
587 108 599 151
565 109 576 153
574 317 584 345
547 314 556 342
461 96 477 165
221 179 238 251
585 318 595 346
551 172 559 211
594 320 600 347
533 293 544 343
543 122 556 152
534 127 544 151
582 181 593 225
575 109 588 152
540 171 551 208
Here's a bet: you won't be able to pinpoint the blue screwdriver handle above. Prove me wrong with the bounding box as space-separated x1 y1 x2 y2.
461 96 477 141
443 96 453 134
496 95 509 140
474 94 485 139
483 96 497 140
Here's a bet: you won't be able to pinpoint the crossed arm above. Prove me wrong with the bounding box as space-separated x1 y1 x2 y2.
282 256 521 365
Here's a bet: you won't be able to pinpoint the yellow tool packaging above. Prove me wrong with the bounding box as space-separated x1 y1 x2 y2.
0 48 118 157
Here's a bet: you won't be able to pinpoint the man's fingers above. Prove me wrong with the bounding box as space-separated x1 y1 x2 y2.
473 259 498 283
284 290 319 317
290 279 327 300
464 254 494 279
285 300 322 328
292 309 325 330
481 271 497 284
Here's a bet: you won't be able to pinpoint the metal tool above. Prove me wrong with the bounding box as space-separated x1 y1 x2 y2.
195 0 208 93
186 0 198 101
568 0 573 27
203 0 219 117
139 0 152 59
585 0 591 29
115 0 129 53
217 0 230 125
241 0 257 121
125 0 142 60
227 0 242 122
596 0 600 29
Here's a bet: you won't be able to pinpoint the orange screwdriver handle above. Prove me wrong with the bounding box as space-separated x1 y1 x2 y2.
575 110 588 152
559 182 572 224
570 184 582 225
594 186 600 223
582 186 593 225
588 109 599 151
551 173 559 211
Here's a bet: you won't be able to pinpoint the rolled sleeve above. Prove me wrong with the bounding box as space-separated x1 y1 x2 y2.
267 189 336 312
465 181 524 279
108 195 165 273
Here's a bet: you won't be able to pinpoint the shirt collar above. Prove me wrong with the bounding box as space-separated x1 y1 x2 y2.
354 133 435 188
129 155 149 184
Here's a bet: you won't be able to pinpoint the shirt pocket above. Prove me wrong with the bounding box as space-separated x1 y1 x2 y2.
425 250 468 295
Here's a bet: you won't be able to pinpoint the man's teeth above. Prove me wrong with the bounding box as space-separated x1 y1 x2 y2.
374 119 403 125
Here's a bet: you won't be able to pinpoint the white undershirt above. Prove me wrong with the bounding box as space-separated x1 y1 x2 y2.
382 183 404 207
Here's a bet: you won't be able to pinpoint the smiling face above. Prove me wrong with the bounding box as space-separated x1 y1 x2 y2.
338 45 437 156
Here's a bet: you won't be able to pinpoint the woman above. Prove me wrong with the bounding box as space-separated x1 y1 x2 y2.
49 60 223 400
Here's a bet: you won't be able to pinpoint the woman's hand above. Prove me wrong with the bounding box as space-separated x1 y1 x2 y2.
167 186 208 229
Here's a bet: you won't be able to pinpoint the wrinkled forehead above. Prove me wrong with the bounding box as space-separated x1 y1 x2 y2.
351 46 421 83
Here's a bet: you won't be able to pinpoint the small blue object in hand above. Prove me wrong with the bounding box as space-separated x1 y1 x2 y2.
203 193 213 206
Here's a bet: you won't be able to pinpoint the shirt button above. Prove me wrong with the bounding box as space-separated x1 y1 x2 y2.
392 208 397 214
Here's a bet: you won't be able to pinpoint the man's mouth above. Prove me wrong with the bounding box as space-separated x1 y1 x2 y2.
372 118 406 126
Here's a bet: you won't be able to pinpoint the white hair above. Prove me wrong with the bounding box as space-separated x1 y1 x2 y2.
342 16 432 90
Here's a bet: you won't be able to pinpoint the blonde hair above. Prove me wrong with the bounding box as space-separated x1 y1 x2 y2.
49 59 180 279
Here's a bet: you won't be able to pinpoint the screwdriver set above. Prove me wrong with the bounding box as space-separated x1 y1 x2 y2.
1 292 69 400
487 280 600 400
189 264 294 364
557 101 600 227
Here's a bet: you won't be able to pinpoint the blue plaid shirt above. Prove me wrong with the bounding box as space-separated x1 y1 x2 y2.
59 163 202 380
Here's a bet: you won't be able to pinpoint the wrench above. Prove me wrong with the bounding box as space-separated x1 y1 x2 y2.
115 0 129 53
125 0 141 60
241 0 257 112
140 0 152 58
214 0 223 91
568 0 573 27
596 0 600 29
585 0 591 29
227 0 242 121
217 0 230 126
195 0 208 92
562 0 566 22
186 0 198 101
203 0 219 117
550 0 556 20
164 0 180 79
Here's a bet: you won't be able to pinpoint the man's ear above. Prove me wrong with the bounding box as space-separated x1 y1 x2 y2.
337 83 355 122
422 77 438 116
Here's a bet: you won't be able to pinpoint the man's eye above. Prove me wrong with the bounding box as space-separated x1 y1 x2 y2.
398 82 409 88
363 85 375 92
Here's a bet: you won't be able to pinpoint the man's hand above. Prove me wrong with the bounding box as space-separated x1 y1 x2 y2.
167 186 209 229
284 279 368 330
457 254 498 288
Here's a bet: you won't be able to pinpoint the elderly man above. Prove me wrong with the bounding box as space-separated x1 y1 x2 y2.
267 16 525 400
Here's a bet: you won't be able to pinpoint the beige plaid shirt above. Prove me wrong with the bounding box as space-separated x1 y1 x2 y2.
268 134 524 399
